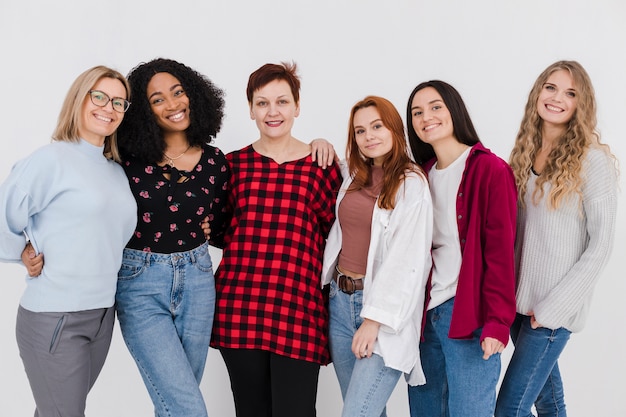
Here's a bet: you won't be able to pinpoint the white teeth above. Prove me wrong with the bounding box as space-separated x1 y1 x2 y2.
169 112 184 122
546 105 563 112
424 124 438 131
95 114 112 122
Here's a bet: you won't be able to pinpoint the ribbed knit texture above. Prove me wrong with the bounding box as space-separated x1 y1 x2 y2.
514 147 617 332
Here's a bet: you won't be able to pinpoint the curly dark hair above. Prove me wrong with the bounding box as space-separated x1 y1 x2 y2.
117 58 225 163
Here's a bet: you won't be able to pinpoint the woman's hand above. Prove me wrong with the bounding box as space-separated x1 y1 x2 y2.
21 242 43 277
527 311 542 329
201 216 211 240
480 337 504 360
351 318 380 359
310 138 338 169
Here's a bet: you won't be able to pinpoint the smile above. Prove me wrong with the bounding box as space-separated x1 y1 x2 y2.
546 104 563 112
168 111 186 122
94 114 112 123
265 121 283 127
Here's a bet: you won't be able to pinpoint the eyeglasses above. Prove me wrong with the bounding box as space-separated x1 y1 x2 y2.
87 90 131 113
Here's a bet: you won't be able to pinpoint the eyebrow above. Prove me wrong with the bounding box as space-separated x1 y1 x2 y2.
148 83 183 100
544 82 576 91
354 118 383 129
411 99 443 111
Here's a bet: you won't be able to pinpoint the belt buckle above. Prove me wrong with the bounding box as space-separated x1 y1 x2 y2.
336 268 358 295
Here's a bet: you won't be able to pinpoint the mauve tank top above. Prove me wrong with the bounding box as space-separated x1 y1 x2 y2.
338 166 383 275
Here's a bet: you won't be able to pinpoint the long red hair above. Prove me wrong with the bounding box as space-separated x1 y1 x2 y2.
346 96 422 209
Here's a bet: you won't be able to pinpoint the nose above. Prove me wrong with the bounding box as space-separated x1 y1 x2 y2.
267 103 279 115
163 95 181 110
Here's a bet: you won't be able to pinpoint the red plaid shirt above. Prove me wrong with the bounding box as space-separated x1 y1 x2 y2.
211 145 342 364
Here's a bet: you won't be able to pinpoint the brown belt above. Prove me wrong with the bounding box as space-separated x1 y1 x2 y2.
333 266 364 295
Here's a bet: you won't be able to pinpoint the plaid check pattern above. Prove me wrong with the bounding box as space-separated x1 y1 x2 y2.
211 145 342 364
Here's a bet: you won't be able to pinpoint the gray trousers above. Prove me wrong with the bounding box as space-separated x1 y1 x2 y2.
16 305 115 417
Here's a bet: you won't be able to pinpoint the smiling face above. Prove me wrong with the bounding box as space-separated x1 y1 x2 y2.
536 69 577 131
410 87 456 150
79 77 127 146
146 72 191 133
353 106 394 166
249 79 300 140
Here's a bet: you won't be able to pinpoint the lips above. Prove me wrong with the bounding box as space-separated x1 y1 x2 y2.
94 113 113 123
265 121 283 127
545 104 564 112
168 110 186 122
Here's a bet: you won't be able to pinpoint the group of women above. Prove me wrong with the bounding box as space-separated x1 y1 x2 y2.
0 57 617 417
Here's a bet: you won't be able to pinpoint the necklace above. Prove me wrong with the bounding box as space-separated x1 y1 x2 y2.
163 145 191 167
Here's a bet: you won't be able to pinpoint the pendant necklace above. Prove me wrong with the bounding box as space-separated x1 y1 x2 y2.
163 145 191 167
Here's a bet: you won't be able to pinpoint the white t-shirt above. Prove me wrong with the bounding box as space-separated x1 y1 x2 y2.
427 147 471 310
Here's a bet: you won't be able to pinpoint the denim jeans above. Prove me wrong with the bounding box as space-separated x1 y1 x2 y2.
495 314 571 417
328 280 400 417
116 242 215 417
407 297 501 417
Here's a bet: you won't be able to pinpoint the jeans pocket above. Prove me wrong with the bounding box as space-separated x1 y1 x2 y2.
49 315 66 354
193 248 214 273
117 260 145 281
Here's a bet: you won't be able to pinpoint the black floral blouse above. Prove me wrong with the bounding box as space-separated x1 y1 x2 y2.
122 144 230 253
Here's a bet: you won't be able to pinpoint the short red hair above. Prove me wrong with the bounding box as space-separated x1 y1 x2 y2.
246 62 300 104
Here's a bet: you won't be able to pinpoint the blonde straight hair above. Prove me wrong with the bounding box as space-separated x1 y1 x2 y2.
52 65 130 162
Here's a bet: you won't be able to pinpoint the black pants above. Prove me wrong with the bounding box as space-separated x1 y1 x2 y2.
220 348 320 417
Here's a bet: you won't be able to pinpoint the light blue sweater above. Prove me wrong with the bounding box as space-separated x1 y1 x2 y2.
0 139 137 312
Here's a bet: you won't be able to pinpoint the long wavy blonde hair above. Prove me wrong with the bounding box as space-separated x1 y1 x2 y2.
509 60 616 209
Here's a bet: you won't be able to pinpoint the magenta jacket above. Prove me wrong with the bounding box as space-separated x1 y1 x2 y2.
423 143 517 346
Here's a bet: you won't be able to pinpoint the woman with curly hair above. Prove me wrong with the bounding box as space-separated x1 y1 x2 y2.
406 80 517 417
321 96 432 417
114 58 230 417
495 61 618 417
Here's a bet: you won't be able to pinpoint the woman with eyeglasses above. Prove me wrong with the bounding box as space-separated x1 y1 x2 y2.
0 65 137 416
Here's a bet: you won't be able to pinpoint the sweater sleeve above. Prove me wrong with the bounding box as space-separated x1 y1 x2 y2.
0 153 50 262
533 149 618 329
0 178 31 262
361 173 433 333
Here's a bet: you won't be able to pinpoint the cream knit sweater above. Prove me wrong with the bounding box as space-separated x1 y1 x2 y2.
514 147 618 332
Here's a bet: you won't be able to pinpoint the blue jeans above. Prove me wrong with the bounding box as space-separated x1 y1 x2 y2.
328 280 399 417
407 297 501 417
495 314 571 417
116 242 215 417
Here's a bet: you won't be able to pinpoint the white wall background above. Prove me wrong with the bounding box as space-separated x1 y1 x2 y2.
1 1 624 416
